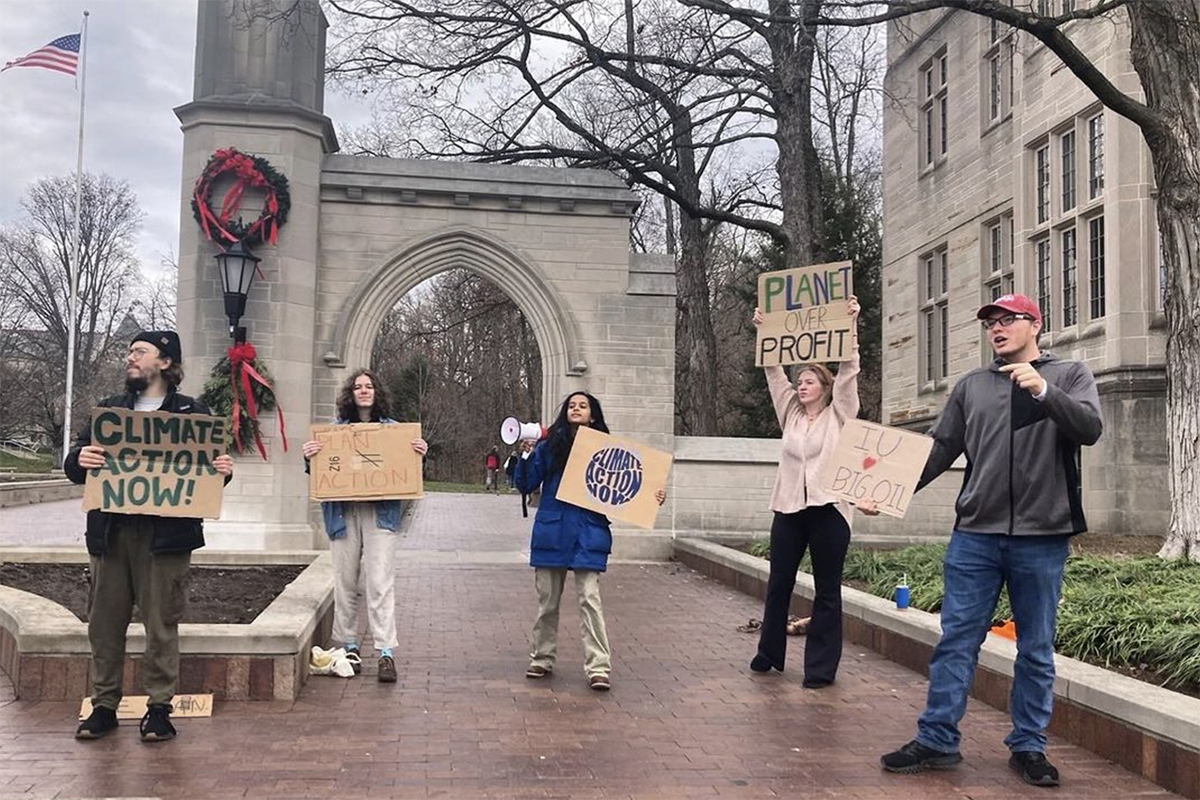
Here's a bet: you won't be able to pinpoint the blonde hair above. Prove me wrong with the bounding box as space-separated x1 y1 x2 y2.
793 363 834 407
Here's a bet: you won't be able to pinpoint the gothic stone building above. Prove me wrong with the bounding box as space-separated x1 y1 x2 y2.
882 6 1167 535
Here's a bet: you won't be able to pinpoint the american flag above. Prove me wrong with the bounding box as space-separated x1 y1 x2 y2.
2 33 81 76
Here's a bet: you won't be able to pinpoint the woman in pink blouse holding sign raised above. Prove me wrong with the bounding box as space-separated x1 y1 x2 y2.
750 295 864 688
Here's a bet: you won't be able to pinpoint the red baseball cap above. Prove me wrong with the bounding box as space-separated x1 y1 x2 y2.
977 293 1041 324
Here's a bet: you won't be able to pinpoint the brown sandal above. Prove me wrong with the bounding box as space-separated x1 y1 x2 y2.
736 618 762 633
786 616 810 636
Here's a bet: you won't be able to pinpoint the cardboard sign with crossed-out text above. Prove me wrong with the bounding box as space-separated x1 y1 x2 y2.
308 422 424 501
555 426 672 530
756 261 855 367
82 408 227 519
818 419 934 518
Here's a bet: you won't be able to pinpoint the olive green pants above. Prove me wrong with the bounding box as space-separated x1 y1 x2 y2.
87 517 191 709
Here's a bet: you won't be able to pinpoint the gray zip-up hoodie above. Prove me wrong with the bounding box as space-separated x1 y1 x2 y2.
916 352 1102 536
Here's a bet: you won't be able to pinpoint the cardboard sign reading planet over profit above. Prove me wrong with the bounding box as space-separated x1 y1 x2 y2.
556 426 672 529
756 261 854 367
818 419 933 518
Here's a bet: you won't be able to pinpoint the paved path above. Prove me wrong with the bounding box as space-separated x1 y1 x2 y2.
0 498 86 548
0 493 1180 799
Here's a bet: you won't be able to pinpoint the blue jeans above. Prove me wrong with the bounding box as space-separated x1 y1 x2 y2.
916 530 1069 754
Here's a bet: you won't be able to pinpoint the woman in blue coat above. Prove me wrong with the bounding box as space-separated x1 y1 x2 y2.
514 391 664 691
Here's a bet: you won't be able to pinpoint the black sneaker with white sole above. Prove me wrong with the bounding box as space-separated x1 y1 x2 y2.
139 703 177 742
75 706 118 740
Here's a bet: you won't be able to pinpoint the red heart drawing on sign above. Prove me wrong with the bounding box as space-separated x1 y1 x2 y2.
863 456 878 470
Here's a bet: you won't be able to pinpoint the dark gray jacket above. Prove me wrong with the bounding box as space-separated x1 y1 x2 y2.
917 352 1102 536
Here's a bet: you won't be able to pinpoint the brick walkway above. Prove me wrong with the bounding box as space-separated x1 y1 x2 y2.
0 493 1180 799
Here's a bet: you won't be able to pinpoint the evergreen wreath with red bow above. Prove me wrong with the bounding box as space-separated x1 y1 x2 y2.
191 147 291 247
199 343 288 460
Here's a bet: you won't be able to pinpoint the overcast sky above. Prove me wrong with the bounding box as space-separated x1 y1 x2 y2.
0 0 370 276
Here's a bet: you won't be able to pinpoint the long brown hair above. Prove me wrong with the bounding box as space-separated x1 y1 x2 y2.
335 369 392 422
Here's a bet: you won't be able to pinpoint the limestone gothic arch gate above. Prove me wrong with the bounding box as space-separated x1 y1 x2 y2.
325 226 583 426
175 1 676 554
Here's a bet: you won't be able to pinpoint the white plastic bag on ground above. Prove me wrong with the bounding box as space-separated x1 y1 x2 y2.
309 645 358 678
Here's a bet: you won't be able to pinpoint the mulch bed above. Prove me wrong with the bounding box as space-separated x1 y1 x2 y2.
0 563 305 624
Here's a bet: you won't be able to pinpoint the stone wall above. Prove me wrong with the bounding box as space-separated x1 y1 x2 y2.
882 9 1168 535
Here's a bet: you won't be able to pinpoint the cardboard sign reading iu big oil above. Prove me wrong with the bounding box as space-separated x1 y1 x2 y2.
82 408 227 519
556 426 672 530
308 422 423 501
756 261 854 367
818 419 934 518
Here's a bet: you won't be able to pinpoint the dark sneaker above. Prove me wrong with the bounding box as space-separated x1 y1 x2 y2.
344 647 362 675
589 674 611 691
525 664 552 679
377 654 397 683
880 740 962 773
75 706 118 740
1010 751 1060 787
139 703 176 743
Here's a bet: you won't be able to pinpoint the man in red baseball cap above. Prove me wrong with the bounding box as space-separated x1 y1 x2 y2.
881 292 1102 788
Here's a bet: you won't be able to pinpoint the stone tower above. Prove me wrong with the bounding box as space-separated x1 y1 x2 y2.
175 0 337 548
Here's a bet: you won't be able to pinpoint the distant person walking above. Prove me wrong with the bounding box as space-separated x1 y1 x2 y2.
504 450 518 490
485 446 501 492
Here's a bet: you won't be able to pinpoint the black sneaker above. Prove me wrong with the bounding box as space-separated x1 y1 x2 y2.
880 740 962 773
75 706 118 740
345 647 362 675
1010 751 1060 787
139 703 177 742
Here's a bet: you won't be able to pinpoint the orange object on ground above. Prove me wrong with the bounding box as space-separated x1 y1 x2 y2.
990 620 1017 640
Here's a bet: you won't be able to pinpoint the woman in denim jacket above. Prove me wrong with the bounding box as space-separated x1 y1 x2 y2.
302 369 428 683
514 391 664 691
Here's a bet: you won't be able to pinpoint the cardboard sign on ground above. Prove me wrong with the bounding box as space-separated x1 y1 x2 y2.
82 408 227 519
555 426 672 529
756 261 855 367
80 693 213 720
818 419 934 518
308 422 424 501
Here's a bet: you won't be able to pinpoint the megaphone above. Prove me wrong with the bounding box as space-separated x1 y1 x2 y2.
500 416 546 446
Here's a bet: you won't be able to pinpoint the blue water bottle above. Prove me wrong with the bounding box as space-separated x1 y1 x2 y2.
895 574 910 610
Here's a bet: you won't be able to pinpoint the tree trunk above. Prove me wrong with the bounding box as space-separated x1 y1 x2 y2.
676 205 720 436
1127 2 1200 562
768 0 825 265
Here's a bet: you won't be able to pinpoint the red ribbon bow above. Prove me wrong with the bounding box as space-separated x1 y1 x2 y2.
227 341 288 460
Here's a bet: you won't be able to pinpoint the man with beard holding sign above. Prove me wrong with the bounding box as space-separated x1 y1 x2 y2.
64 331 233 743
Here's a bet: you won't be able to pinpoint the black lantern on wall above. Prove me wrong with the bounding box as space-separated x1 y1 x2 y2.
215 239 260 343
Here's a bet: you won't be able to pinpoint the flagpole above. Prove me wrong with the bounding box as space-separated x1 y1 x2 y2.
62 10 88 461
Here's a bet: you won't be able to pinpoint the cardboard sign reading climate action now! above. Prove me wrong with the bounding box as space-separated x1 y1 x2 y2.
308 422 424 501
756 261 854 367
818 419 934 518
82 408 227 519
555 426 672 530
